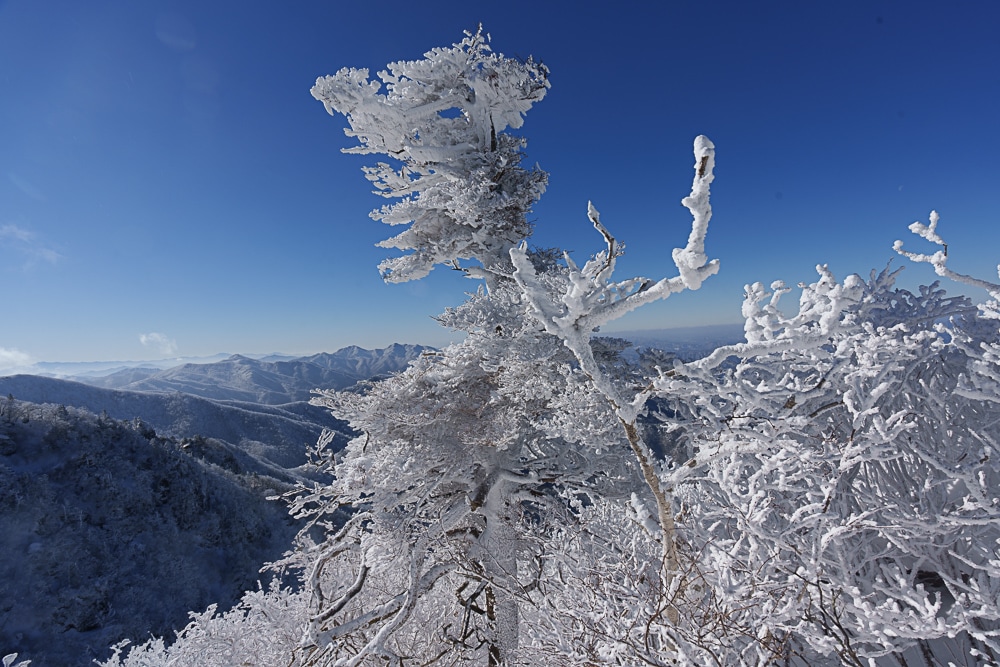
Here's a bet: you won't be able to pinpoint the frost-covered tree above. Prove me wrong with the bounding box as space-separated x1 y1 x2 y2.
641 246 1000 663
294 287 647 665
298 27 723 666
311 26 549 284
99 582 307 667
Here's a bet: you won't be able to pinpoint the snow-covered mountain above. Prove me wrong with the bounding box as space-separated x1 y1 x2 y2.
299 343 432 379
78 355 360 405
30 353 237 378
71 344 431 404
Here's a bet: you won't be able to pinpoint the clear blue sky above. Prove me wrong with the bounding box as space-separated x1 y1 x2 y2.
2 0 999 366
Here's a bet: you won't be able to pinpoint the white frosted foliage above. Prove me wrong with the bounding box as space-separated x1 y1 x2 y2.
311 27 549 283
655 261 1000 664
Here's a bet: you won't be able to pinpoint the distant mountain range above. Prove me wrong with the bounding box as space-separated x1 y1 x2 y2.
30 353 244 378
28 343 425 380
0 374 335 472
610 323 745 361
76 354 353 404
0 345 431 471
33 343 431 396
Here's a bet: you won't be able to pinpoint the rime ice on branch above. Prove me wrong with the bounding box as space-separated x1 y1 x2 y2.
895 210 1000 316
511 135 720 416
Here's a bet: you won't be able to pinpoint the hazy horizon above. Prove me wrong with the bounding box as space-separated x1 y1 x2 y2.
2 323 747 374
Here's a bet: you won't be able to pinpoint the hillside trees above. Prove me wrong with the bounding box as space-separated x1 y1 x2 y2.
0 400 300 667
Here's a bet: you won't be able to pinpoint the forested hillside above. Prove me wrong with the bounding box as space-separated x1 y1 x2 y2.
0 345 427 666
0 400 300 666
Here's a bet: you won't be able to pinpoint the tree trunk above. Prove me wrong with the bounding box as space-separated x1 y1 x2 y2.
622 419 680 625
479 476 518 666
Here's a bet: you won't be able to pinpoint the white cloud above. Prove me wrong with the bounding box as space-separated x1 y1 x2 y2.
0 223 63 268
139 332 178 356
0 347 33 374
0 224 33 243
154 12 197 52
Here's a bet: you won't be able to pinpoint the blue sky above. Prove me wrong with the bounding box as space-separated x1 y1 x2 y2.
2 0 999 366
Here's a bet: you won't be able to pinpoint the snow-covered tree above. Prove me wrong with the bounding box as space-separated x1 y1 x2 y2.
293 284 648 665
645 255 1000 664
301 27 725 665
311 26 549 284
99 581 307 667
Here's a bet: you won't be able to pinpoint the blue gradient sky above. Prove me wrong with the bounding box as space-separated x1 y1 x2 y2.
2 0 999 365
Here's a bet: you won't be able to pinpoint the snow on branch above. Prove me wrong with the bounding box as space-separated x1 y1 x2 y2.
673 134 718 291
894 210 1000 307
510 136 720 597
511 135 720 358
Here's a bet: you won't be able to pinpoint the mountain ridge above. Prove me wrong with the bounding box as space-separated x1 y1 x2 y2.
66 344 432 404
